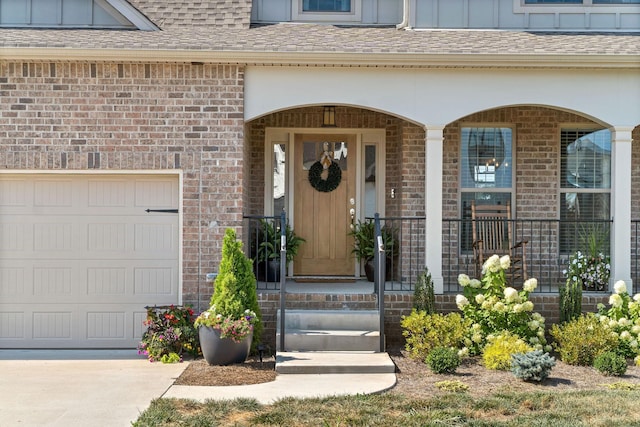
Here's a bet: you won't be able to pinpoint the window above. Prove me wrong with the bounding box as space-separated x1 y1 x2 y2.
460 127 514 251
559 128 611 254
524 0 639 4
303 0 351 12
293 0 361 21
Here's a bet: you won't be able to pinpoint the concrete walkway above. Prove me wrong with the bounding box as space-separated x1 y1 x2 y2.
0 350 185 427
0 350 396 426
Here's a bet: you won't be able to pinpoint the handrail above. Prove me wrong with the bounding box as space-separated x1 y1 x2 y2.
373 213 385 352
279 211 287 353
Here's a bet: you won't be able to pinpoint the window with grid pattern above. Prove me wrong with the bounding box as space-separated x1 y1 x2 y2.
559 128 611 254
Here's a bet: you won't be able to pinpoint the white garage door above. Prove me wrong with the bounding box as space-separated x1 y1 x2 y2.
0 174 180 348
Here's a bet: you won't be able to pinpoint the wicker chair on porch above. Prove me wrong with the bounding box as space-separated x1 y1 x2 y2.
471 201 528 286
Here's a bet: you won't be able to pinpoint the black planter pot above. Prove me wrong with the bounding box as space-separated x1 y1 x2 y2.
364 258 394 282
254 260 281 282
198 326 253 365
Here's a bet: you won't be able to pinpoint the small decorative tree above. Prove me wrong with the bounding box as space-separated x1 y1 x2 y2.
413 267 435 314
196 228 262 354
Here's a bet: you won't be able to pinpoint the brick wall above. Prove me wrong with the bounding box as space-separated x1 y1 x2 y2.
256 292 610 349
0 61 245 309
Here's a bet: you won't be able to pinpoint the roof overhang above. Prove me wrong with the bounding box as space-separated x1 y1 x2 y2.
1 47 639 69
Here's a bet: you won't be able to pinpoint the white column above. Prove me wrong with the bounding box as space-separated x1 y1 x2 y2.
425 125 445 294
610 126 634 293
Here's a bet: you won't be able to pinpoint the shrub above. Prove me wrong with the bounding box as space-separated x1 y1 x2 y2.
550 313 618 366
426 347 461 374
559 277 582 323
137 305 199 362
207 228 262 349
456 255 549 355
596 280 640 365
511 350 556 382
401 310 470 360
594 351 627 376
413 268 435 314
482 332 533 370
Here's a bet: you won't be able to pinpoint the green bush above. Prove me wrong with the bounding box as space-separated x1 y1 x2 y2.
594 351 627 376
559 277 582 323
426 347 461 374
413 268 435 314
209 228 262 349
482 332 533 370
550 314 618 366
401 310 470 361
511 350 556 382
456 255 548 355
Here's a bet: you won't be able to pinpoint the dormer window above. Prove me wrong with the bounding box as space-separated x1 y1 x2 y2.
303 0 351 12
0 0 157 30
293 0 361 22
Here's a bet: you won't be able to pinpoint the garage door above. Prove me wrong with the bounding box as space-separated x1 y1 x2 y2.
0 174 180 348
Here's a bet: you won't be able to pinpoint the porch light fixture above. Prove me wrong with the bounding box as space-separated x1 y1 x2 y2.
322 106 336 127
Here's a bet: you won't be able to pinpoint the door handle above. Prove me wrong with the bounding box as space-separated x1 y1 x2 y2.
349 208 355 229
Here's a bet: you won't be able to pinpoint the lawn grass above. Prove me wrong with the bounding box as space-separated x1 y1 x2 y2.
133 389 640 426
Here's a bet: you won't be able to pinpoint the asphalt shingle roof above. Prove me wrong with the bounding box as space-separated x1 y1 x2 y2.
127 0 252 29
0 1 638 66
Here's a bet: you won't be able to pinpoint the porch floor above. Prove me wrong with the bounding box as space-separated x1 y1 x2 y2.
260 278 375 294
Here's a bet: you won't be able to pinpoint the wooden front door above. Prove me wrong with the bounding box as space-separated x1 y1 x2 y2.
293 134 356 276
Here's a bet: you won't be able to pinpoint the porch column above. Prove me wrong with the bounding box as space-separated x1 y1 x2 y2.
425 125 445 294
611 126 634 292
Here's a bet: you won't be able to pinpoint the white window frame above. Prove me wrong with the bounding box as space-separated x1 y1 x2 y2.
514 0 640 13
292 0 362 22
557 125 612 255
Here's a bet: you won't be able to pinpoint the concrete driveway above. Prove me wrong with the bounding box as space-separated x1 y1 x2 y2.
0 350 187 427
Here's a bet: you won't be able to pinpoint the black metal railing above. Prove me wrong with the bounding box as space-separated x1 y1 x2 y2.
245 214 626 295
244 214 283 291
633 220 639 294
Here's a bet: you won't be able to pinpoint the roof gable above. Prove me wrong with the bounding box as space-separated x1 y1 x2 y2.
0 0 156 30
127 0 252 29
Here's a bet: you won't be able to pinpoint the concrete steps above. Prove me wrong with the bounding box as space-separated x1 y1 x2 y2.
276 309 381 352
275 351 396 374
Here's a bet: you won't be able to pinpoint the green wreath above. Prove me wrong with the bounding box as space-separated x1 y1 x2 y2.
308 161 342 193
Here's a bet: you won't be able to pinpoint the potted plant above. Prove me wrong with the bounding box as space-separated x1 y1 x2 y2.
254 219 305 281
349 219 397 282
194 228 262 365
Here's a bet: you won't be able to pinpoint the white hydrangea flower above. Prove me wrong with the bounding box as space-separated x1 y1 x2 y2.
458 347 469 358
614 280 628 295
537 329 546 338
481 300 492 310
599 315 608 323
608 319 618 329
483 254 501 274
469 279 482 289
523 278 538 293
522 301 534 312
620 331 631 341
634 294 640 302
500 255 510 270
475 294 485 304
618 318 630 327
513 303 523 313
472 333 483 343
458 274 471 287
631 325 640 335
609 293 623 308
472 323 482 331
503 287 519 303
529 320 540 330
493 302 506 312
456 294 469 308
630 340 638 349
